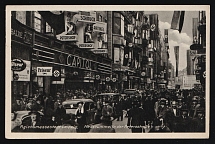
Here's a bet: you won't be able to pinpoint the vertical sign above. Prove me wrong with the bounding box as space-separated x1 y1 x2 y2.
149 14 158 40
52 67 61 81
192 18 199 44
164 29 168 43
174 46 179 77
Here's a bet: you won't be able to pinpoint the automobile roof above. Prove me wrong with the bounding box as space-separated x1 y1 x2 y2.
63 99 94 103
97 93 120 95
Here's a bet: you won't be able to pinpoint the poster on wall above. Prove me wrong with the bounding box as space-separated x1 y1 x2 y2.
12 60 31 81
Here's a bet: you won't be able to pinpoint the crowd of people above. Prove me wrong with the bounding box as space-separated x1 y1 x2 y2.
11 88 205 133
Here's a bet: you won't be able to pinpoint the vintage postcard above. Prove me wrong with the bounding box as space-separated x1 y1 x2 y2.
5 5 210 139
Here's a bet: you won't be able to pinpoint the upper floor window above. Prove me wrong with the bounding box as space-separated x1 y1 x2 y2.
113 12 124 36
34 11 42 32
98 15 102 22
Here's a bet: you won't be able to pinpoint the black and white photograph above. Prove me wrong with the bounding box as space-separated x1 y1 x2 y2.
5 5 209 139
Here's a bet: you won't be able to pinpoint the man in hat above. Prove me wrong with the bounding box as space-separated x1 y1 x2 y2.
12 97 22 112
190 109 205 132
54 114 77 133
127 100 145 133
142 92 155 122
175 108 191 132
54 99 66 125
22 110 43 132
89 115 115 133
102 101 114 118
75 102 87 132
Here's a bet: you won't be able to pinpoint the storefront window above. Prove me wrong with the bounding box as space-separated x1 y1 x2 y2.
113 12 124 36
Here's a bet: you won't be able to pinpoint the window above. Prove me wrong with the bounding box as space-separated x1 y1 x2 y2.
34 11 42 32
98 15 102 22
113 12 124 36
45 22 54 33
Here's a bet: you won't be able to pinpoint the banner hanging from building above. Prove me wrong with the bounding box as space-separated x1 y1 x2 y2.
13 60 31 81
123 46 129 66
52 67 61 81
192 18 199 44
174 46 179 77
171 11 185 33
149 14 158 40
164 29 168 43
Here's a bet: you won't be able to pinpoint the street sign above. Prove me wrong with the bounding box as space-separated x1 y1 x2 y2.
37 67 53 76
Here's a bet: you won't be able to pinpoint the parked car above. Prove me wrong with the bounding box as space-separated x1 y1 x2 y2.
62 99 96 125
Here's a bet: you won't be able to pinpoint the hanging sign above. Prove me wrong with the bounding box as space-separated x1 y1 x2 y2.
79 43 94 48
56 34 78 41
93 22 107 33
37 67 53 76
13 60 31 81
91 49 107 54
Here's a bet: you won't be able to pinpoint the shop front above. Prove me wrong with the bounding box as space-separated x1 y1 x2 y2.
31 31 112 96
11 17 33 101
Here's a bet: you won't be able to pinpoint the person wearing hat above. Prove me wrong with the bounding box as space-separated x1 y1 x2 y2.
142 92 155 122
102 101 114 118
54 114 77 133
75 101 87 132
189 109 205 132
21 110 43 132
176 108 191 132
127 100 145 133
12 97 22 112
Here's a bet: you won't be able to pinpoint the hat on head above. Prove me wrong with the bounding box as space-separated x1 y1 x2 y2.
77 101 84 105
28 110 40 116
160 100 166 105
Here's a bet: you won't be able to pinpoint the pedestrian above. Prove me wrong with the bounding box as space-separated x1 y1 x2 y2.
127 100 145 133
22 110 44 132
12 97 21 112
143 93 155 122
89 115 115 133
115 100 123 121
102 101 114 118
54 99 66 125
54 114 77 133
75 102 87 132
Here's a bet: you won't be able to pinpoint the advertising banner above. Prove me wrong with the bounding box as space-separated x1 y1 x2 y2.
149 14 158 40
93 22 107 33
192 18 199 44
13 60 31 81
164 29 168 43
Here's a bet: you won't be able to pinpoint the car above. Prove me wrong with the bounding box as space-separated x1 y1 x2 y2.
62 99 96 125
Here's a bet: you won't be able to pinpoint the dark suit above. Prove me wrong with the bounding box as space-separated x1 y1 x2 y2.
127 107 145 133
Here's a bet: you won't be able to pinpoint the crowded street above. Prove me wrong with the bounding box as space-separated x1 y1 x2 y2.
9 8 207 135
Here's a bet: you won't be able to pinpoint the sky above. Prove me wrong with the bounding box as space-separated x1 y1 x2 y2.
144 11 199 71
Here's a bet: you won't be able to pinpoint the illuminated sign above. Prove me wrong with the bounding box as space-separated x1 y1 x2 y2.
79 43 94 48
93 22 107 33
73 14 96 23
56 34 78 41
91 49 108 54
67 54 93 70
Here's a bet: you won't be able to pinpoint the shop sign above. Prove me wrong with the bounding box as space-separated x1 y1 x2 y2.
11 18 33 45
11 58 26 71
93 22 107 33
73 14 96 23
13 60 31 81
79 43 94 49
67 54 93 70
56 34 78 41
91 49 108 54
37 67 53 76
